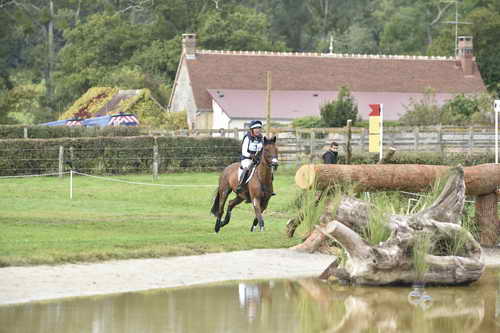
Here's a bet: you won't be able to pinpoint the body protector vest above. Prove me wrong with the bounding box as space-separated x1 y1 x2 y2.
241 132 263 160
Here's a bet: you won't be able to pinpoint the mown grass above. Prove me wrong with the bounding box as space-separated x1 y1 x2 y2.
0 169 302 266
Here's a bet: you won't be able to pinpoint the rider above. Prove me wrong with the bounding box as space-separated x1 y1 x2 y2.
236 120 264 193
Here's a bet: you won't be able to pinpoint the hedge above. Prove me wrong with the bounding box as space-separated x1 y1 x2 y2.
0 125 143 139
0 136 494 176
336 151 495 166
0 136 240 176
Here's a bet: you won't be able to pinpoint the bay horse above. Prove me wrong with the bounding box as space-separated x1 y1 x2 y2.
211 136 279 233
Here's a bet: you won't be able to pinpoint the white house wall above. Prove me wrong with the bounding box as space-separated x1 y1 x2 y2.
170 59 197 129
212 100 231 129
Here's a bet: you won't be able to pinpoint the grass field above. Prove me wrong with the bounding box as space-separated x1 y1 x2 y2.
0 170 303 267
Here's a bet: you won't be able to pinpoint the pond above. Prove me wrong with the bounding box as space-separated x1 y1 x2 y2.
1 267 500 333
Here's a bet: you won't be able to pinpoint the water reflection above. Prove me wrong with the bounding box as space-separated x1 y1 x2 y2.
1 268 499 333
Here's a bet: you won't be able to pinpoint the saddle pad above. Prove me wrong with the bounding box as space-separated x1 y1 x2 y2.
238 167 257 184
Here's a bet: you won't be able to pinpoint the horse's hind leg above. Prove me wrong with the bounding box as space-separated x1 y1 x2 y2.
221 196 244 228
214 189 230 233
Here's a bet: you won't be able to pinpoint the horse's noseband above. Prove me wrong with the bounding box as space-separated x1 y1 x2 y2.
270 157 279 171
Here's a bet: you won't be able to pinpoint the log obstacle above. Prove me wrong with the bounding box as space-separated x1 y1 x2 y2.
294 163 500 246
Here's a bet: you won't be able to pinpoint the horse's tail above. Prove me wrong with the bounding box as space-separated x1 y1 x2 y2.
210 189 221 217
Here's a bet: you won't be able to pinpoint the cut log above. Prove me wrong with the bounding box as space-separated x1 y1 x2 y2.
476 192 499 246
295 163 500 196
302 166 485 286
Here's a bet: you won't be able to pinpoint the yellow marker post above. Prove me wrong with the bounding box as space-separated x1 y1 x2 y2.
368 104 383 160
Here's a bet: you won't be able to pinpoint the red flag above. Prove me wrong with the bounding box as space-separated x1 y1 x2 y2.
369 104 381 116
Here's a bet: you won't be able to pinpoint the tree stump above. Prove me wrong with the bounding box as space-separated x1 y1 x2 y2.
296 166 485 286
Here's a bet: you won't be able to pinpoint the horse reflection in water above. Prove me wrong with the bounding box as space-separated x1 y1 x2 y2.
238 282 274 322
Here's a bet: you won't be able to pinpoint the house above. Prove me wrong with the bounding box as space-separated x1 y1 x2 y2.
169 34 486 130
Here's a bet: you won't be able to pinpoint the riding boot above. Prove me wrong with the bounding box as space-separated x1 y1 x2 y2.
236 169 249 193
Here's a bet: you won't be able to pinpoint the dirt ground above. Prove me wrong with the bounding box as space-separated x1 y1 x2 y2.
1 247 499 306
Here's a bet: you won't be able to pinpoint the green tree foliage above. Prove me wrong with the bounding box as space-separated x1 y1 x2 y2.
320 87 358 127
198 5 286 51
400 89 493 126
467 2 500 95
292 116 325 128
1 0 500 126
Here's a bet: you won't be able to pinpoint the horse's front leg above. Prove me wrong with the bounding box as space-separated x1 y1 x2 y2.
251 197 265 232
221 196 244 228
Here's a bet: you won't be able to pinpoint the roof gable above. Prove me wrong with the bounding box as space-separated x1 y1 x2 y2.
185 51 486 111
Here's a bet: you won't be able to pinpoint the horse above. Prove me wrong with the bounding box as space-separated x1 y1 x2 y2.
210 136 279 233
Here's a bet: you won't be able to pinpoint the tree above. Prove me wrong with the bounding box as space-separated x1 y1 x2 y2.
441 93 494 125
320 87 358 127
198 5 287 51
467 3 500 95
55 13 150 107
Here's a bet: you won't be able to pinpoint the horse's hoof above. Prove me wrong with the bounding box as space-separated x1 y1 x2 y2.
250 226 255 232
259 226 265 232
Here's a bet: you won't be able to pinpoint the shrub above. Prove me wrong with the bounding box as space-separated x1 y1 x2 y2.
440 93 494 125
400 88 441 126
320 86 358 127
292 116 325 129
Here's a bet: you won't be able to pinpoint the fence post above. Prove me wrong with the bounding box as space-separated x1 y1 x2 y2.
153 144 159 180
295 129 301 167
233 128 238 139
360 128 367 152
468 126 474 154
58 146 64 178
309 130 314 156
414 127 419 151
438 125 444 157
346 120 352 164
70 169 73 200
24 127 28 139
390 129 396 147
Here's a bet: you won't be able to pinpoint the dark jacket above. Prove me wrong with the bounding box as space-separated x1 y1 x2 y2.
322 150 338 164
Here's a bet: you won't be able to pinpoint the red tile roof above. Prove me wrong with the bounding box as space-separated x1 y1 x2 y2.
186 51 486 111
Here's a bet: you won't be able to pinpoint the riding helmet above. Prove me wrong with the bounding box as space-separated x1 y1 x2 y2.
249 120 263 129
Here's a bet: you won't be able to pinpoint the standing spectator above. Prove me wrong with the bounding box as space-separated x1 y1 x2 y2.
322 142 339 164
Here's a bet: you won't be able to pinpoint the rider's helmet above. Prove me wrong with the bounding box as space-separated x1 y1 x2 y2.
249 120 263 129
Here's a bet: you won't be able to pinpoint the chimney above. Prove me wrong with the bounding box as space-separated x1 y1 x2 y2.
182 33 197 60
457 36 474 76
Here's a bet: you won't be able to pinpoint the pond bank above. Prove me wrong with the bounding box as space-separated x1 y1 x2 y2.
1 247 500 306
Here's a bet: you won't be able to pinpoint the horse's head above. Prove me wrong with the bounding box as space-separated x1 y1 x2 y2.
262 136 279 171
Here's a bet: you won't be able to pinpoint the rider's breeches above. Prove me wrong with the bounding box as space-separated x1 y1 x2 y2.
239 159 253 181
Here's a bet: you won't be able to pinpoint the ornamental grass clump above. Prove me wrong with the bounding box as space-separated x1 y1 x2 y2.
293 181 328 234
362 193 399 246
412 233 433 283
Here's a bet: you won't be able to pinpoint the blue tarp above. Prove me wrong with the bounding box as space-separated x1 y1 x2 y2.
40 119 75 126
40 114 139 127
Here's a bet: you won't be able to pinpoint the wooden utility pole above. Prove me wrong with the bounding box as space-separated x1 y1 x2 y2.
266 71 272 137
346 119 352 164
